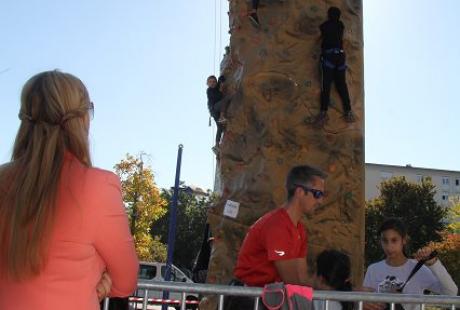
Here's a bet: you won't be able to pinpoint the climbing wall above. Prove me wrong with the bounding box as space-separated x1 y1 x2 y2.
206 0 364 295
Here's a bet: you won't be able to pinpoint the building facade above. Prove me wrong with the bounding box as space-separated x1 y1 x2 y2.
366 163 460 205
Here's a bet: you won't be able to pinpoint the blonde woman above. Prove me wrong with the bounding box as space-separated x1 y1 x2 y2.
0 70 139 310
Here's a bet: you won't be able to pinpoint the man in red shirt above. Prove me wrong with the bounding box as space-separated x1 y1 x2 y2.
225 165 326 309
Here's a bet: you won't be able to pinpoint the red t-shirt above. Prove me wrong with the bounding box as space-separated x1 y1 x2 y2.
234 208 307 287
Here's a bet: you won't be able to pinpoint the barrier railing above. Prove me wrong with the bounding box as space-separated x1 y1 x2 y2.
103 281 460 310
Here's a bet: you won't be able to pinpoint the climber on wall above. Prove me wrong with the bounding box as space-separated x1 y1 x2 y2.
248 0 286 28
206 75 231 155
315 6 355 125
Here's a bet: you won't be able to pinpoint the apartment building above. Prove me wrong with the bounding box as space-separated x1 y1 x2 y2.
366 163 460 205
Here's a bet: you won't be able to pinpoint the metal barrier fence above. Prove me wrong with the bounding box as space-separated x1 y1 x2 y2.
103 281 460 310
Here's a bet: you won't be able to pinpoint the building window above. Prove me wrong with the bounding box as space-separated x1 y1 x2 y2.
442 192 449 201
456 179 460 186
442 176 450 187
381 172 393 181
416 174 423 183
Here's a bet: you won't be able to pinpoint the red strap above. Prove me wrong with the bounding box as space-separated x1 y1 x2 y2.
285 284 313 300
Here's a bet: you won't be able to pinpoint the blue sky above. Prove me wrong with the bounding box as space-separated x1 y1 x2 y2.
1 1 459 190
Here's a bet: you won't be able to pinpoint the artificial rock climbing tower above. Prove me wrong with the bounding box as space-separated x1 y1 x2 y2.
207 0 364 292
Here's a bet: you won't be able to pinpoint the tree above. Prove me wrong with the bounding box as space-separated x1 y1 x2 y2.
153 185 213 272
365 177 447 266
446 196 460 234
430 232 460 287
115 153 168 262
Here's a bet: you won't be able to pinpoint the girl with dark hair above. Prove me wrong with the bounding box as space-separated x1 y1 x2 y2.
206 75 230 154
315 250 354 310
363 218 457 310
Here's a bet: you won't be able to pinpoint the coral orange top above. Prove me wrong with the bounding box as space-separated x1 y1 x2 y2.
0 152 139 310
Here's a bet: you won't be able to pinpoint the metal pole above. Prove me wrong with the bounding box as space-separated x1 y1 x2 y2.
162 144 184 310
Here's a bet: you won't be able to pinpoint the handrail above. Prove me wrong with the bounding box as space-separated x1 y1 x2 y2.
135 281 460 305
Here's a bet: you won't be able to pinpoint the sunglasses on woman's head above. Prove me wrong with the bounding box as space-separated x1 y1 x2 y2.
88 101 94 120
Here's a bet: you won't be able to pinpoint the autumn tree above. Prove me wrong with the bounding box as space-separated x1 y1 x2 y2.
115 153 168 262
430 233 460 287
429 196 460 284
365 177 447 266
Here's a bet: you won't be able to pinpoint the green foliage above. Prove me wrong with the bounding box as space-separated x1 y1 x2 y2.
365 177 447 266
115 153 168 262
446 197 460 234
153 186 214 271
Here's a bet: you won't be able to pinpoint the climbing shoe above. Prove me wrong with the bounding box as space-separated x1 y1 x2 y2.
212 146 220 155
313 111 328 127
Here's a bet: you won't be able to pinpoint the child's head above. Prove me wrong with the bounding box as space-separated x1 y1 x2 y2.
207 75 218 88
316 250 351 291
316 250 353 310
327 7 341 21
378 218 408 259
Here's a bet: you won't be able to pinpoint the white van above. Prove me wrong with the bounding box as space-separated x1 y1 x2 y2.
135 262 198 310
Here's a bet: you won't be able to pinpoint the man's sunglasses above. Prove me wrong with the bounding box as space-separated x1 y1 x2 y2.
294 184 324 199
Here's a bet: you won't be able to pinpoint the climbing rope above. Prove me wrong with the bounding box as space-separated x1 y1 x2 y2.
210 0 220 185
213 0 217 74
210 0 228 188
219 0 223 69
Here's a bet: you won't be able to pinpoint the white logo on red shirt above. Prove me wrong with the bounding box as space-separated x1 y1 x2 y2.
275 250 285 256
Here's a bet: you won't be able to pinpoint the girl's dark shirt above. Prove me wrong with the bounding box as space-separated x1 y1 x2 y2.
207 87 223 109
206 80 224 114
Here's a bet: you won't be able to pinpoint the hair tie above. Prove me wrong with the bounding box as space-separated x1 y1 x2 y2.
59 113 74 127
19 108 86 128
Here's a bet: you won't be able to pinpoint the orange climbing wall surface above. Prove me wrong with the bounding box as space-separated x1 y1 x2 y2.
206 0 364 291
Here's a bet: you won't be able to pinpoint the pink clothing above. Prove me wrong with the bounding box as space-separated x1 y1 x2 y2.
0 153 139 310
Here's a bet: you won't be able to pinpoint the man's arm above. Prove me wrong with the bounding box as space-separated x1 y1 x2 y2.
274 258 312 286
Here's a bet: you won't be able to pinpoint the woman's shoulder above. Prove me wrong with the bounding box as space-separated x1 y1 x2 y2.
84 167 121 192
64 160 121 194
64 152 119 184
87 166 119 181
72 167 123 216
